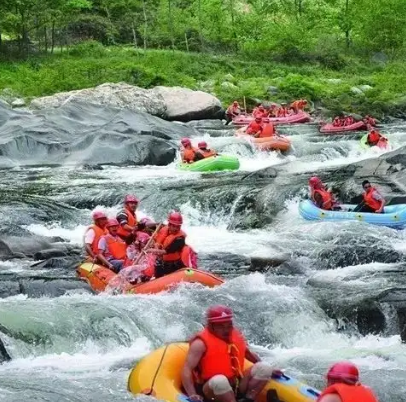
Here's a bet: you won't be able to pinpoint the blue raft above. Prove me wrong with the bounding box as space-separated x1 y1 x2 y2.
299 200 406 228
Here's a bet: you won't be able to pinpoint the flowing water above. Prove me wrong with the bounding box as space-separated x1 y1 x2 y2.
1 120 406 401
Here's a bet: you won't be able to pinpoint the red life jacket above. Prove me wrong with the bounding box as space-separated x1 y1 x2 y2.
182 147 199 163
85 225 107 256
277 107 287 117
190 328 246 383
367 131 381 144
312 189 332 210
246 121 262 135
259 123 275 138
117 207 137 238
317 383 378 402
155 226 187 262
102 234 127 260
363 188 382 211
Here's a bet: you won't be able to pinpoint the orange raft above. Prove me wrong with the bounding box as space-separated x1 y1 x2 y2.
76 262 224 295
236 129 291 152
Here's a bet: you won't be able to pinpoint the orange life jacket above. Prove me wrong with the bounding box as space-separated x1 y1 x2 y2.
367 131 381 144
246 121 262 135
317 383 378 402
312 189 332 210
191 328 246 383
85 225 107 255
259 123 275 138
117 207 137 238
155 226 187 262
363 188 382 211
102 234 127 260
200 149 216 158
182 147 198 163
277 107 287 117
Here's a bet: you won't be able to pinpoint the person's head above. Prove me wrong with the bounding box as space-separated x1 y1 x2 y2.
135 231 150 249
92 211 107 228
259 106 265 111
233 101 239 106
281 102 287 107
206 305 233 341
255 117 262 123
106 218 120 236
326 362 359 387
309 176 322 189
198 141 208 150
181 138 192 149
124 195 139 212
167 211 183 234
362 180 372 193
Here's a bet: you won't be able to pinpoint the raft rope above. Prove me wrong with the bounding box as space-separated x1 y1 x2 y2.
145 343 170 396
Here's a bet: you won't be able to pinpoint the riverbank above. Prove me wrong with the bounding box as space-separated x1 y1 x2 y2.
1 45 406 119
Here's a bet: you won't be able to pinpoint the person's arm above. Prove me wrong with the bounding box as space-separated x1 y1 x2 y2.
374 192 385 213
84 229 96 258
313 192 323 209
182 339 206 400
318 394 341 402
245 348 261 363
117 211 137 233
96 238 114 270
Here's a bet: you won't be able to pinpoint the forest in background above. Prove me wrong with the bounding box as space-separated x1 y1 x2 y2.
0 0 406 116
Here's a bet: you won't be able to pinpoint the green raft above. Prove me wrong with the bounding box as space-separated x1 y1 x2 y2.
178 155 240 172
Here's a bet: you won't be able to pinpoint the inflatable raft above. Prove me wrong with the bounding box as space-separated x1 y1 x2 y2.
236 131 291 152
319 120 367 134
128 343 320 402
360 134 390 150
76 263 224 294
232 112 311 126
299 200 406 228
178 155 240 172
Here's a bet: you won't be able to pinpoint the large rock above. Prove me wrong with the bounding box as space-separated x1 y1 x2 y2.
0 100 199 167
30 83 223 122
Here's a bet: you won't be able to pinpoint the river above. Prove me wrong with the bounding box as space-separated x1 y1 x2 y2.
0 119 405 402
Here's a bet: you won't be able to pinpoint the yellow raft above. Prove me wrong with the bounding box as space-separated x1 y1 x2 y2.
128 343 320 402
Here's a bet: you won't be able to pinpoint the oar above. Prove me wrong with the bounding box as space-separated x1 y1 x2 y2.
132 223 163 266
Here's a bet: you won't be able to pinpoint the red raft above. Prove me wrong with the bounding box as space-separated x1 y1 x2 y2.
76 262 224 295
319 120 367 134
232 112 311 126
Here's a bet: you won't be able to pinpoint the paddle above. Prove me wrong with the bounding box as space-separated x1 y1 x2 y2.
132 223 163 266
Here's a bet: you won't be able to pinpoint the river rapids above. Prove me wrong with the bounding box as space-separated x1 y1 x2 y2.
0 106 406 402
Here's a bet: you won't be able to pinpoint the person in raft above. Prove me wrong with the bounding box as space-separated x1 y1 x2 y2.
252 104 267 119
198 141 218 158
366 126 387 147
290 99 307 114
309 176 334 210
97 218 128 272
116 195 141 244
353 180 385 213
153 212 193 278
246 117 263 137
84 211 108 261
181 138 202 164
318 362 378 402
225 101 242 125
182 305 282 402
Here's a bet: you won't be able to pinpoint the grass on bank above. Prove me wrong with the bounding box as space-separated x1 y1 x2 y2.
0 43 406 117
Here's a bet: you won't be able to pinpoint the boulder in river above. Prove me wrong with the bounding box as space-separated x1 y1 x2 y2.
0 100 199 167
30 82 223 122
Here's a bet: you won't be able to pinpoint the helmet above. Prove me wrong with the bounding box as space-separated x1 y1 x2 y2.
309 176 322 187
198 141 207 149
92 211 107 220
168 212 183 226
255 117 262 122
124 195 139 204
139 217 153 225
136 231 150 244
206 305 233 323
327 362 359 385
181 138 191 146
106 218 119 228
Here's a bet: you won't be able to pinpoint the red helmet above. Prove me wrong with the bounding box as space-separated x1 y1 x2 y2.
198 141 207 149
206 305 233 323
106 218 119 228
124 195 139 204
92 211 107 220
168 212 183 226
181 138 191 146
309 176 322 187
327 362 359 385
